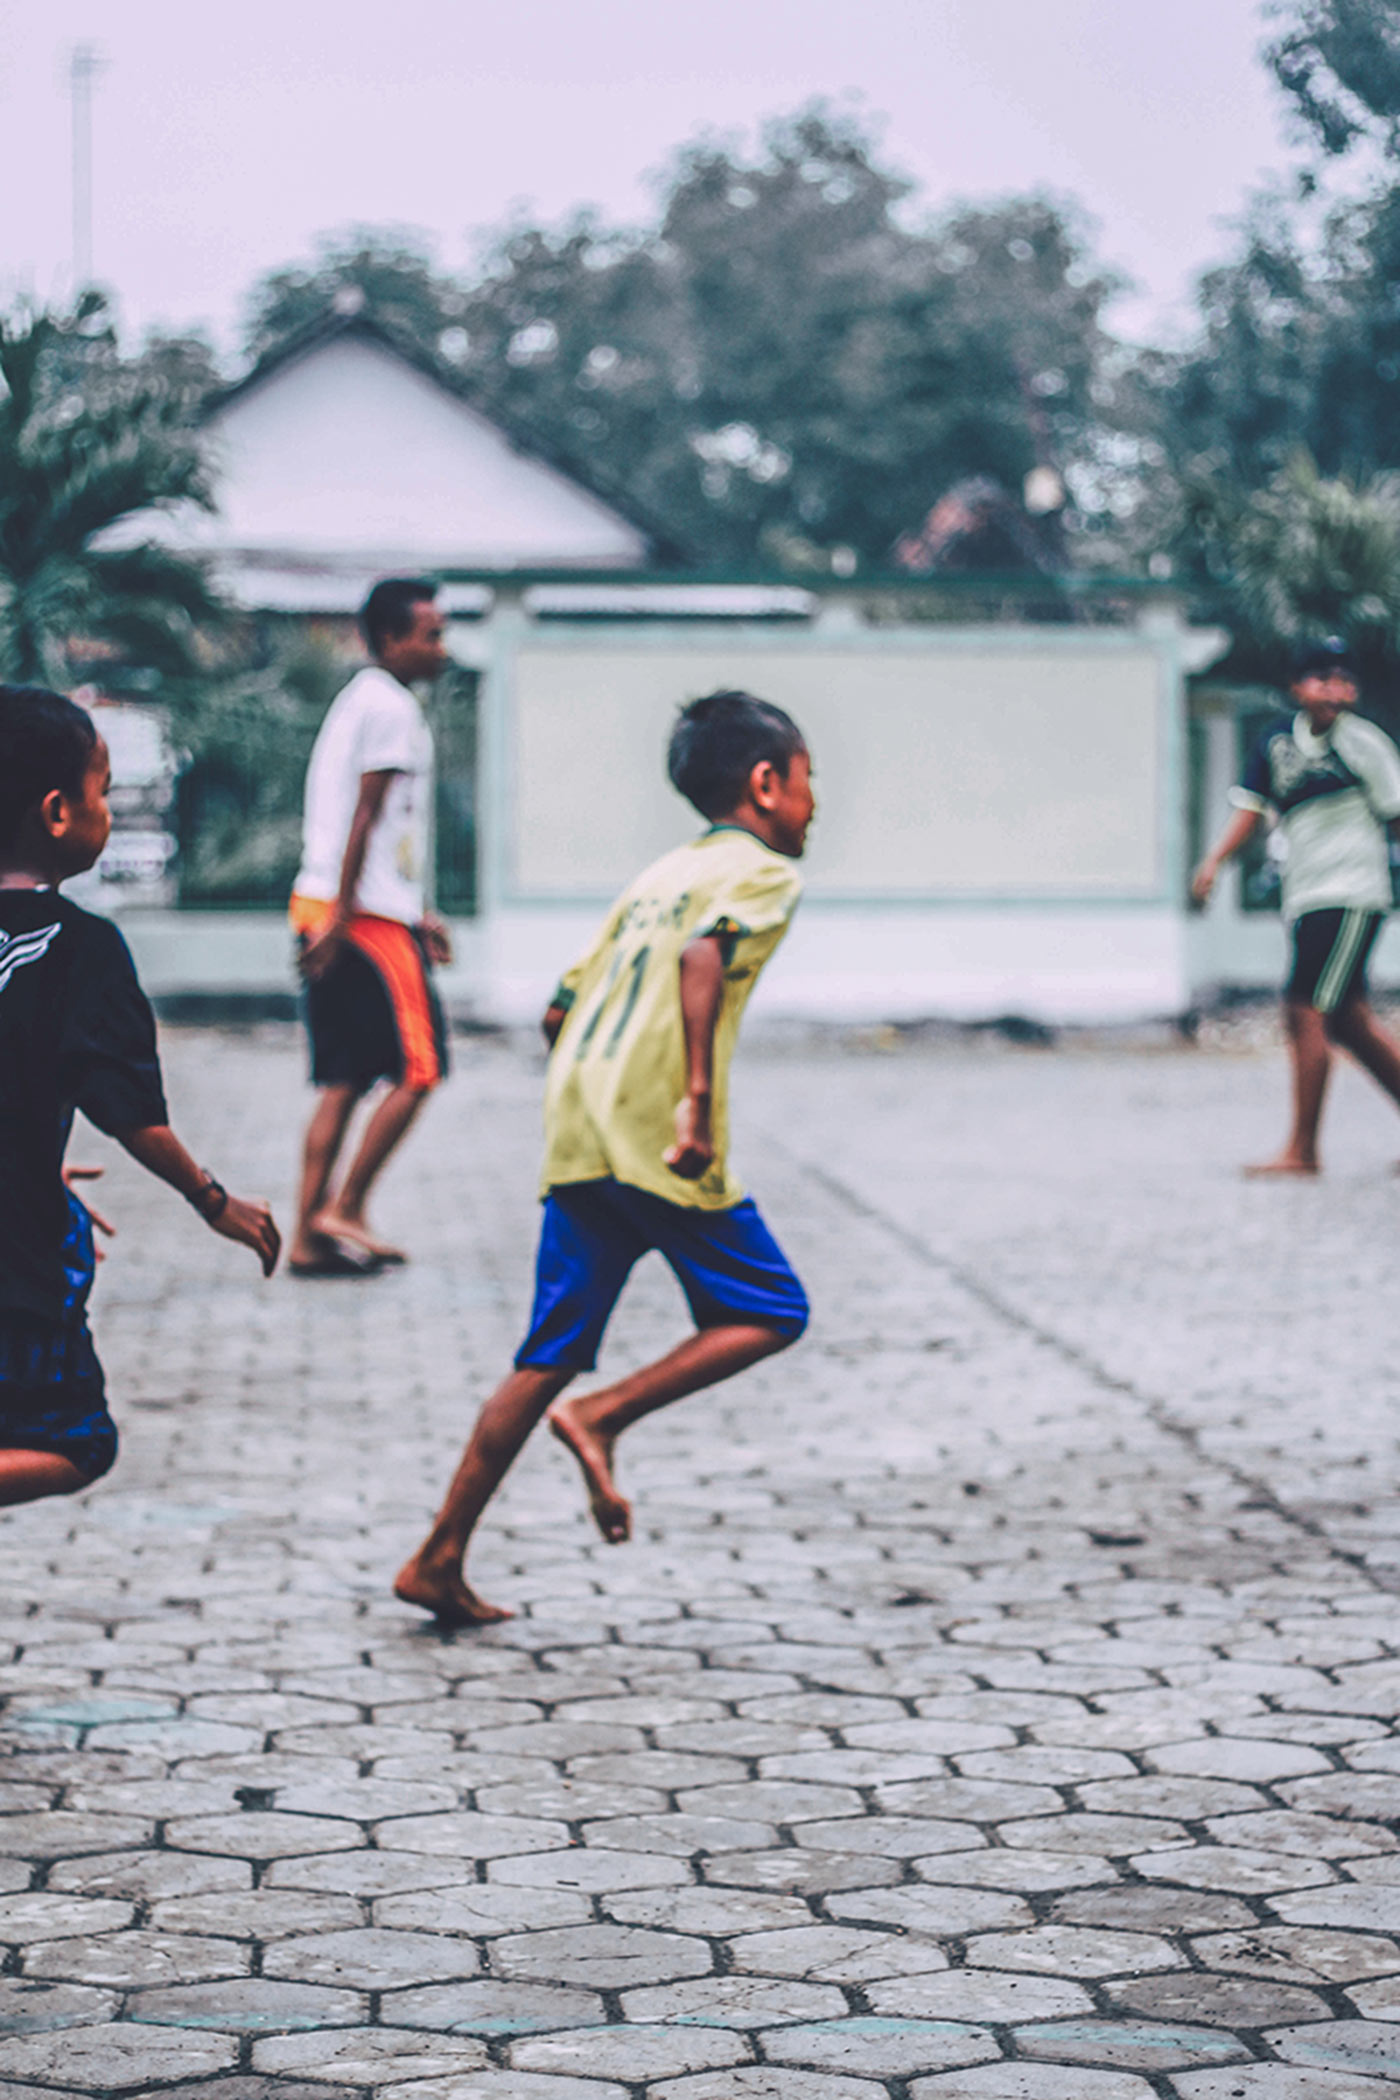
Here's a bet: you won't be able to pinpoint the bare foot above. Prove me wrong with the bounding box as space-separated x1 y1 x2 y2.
393 1556 512 1625
311 1210 407 1264
1243 1156 1320 1178
548 1401 632 1543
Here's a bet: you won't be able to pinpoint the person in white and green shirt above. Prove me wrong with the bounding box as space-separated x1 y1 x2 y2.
1194 636 1400 1174
396 690 815 1625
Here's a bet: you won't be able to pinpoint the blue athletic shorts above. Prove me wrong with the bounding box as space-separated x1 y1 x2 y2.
0 1195 116 1483
516 1179 809 1371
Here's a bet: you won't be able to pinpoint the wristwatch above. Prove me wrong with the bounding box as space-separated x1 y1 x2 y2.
187 1172 228 1222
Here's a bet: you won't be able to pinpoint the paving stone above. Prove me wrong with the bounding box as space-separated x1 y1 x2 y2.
376 1885 593 1936
998 1814 1188 1855
373 2073 625 2099
620 1975 849 2027
966 1924 1183 1977
1105 1970 1331 2027
1130 1846 1335 1894
704 1850 905 1894
1051 1888 1256 1933
1191 1924 1400 1984
262 1926 477 1989
151 1890 363 1939
602 1888 815 1935
1345 1974 1400 2016
130 1977 364 2030
23 1931 249 1987
1148 1737 1332 1783
387 1979 608 2033
0 1811 153 1858
651 2071 886 2100
1266 2020 1400 2078
0 1893 133 1944
912 2070 1156 2099
252 2028 490 2078
1205 1810 1398 1857
509 2026 752 2080
1013 2020 1252 2071
163 1811 364 1859
1172 2067 1400 2097
866 1970 1093 2021
377 1811 571 1858
727 1923 947 1983
761 2017 1001 2077
492 1846 691 1892
1273 1885 1400 1931
0 2022 238 2087
264 1851 470 1897
912 1847 1119 1892
493 1923 712 1988
0 1979 116 2033
826 1884 1034 1934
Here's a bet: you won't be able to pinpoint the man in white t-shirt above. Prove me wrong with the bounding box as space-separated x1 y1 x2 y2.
288 579 453 1273
1193 636 1400 1174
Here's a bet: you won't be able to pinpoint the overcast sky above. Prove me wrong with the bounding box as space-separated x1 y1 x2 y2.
0 0 1299 359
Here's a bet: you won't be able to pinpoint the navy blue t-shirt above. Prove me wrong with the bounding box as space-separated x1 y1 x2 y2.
0 891 166 1323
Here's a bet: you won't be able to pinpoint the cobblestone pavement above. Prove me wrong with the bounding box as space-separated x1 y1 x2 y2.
5 1024 1400 2099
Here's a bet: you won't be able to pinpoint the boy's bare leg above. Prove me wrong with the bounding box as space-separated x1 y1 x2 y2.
0 1450 90 1507
1246 1000 1331 1176
394 1365 575 1625
291 1084 360 1264
312 1081 428 1263
1327 998 1400 1111
549 1322 792 1544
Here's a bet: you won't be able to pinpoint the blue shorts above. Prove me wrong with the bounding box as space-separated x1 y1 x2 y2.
0 1195 116 1483
516 1179 809 1371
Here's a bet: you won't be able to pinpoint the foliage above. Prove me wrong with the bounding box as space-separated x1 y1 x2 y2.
172 627 347 906
1268 0 1400 157
0 294 221 685
240 112 1128 572
1200 454 1400 667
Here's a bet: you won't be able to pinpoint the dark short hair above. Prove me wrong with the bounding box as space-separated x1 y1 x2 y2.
667 690 806 821
360 577 438 656
0 685 98 849
1291 634 1357 682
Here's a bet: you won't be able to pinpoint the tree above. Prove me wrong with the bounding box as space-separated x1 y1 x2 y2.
0 295 220 686
242 111 1129 571
1268 0 1400 158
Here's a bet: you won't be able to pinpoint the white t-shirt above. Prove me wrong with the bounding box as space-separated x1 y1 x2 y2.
1230 710 1400 919
294 668 434 925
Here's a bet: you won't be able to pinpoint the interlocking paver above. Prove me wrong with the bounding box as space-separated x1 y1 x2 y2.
8 1026 1400 2093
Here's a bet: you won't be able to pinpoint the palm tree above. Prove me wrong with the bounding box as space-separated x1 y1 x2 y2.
1217 453 1400 659
0 294 221 686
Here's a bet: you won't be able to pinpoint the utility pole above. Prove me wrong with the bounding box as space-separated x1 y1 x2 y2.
70 43 103 291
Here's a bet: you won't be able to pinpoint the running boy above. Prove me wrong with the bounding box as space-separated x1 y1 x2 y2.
0 686 280 1507
1193 636 1400 1173
396 689 813 1623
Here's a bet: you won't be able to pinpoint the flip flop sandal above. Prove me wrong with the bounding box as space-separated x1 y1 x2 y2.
289 1246 382 1278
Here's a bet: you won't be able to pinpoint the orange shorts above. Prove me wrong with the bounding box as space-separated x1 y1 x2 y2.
290 895 446 1093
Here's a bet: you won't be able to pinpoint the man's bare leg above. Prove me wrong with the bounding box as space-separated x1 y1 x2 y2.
394 1365 575 1625
1246 1000 1331 1176
0 1450 89 1508
548 1323 793 1544
313 1081 430 1262
1327 998 1400 1111
291 1084 361 1265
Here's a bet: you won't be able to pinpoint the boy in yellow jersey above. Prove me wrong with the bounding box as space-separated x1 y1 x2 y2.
395 690 814 1623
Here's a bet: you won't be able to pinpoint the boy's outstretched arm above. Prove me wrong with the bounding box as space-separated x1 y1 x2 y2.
665 933 724 1181
1192 807 1262 905
113 1126 281 1275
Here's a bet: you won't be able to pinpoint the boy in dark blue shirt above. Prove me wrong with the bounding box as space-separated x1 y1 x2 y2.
0 685 281 1505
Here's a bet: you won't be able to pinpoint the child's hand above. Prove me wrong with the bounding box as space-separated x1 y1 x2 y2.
664 1094 714 1181
209 1194 282 1277
63 1165 116 1257
418 913 453 965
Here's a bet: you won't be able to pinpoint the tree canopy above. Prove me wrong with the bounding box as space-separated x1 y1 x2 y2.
0 295 219 685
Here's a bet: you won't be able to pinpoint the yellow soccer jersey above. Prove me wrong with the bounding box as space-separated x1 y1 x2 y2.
541 827 803 1210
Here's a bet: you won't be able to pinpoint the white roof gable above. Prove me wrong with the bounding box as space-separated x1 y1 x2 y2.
157 334 650 572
